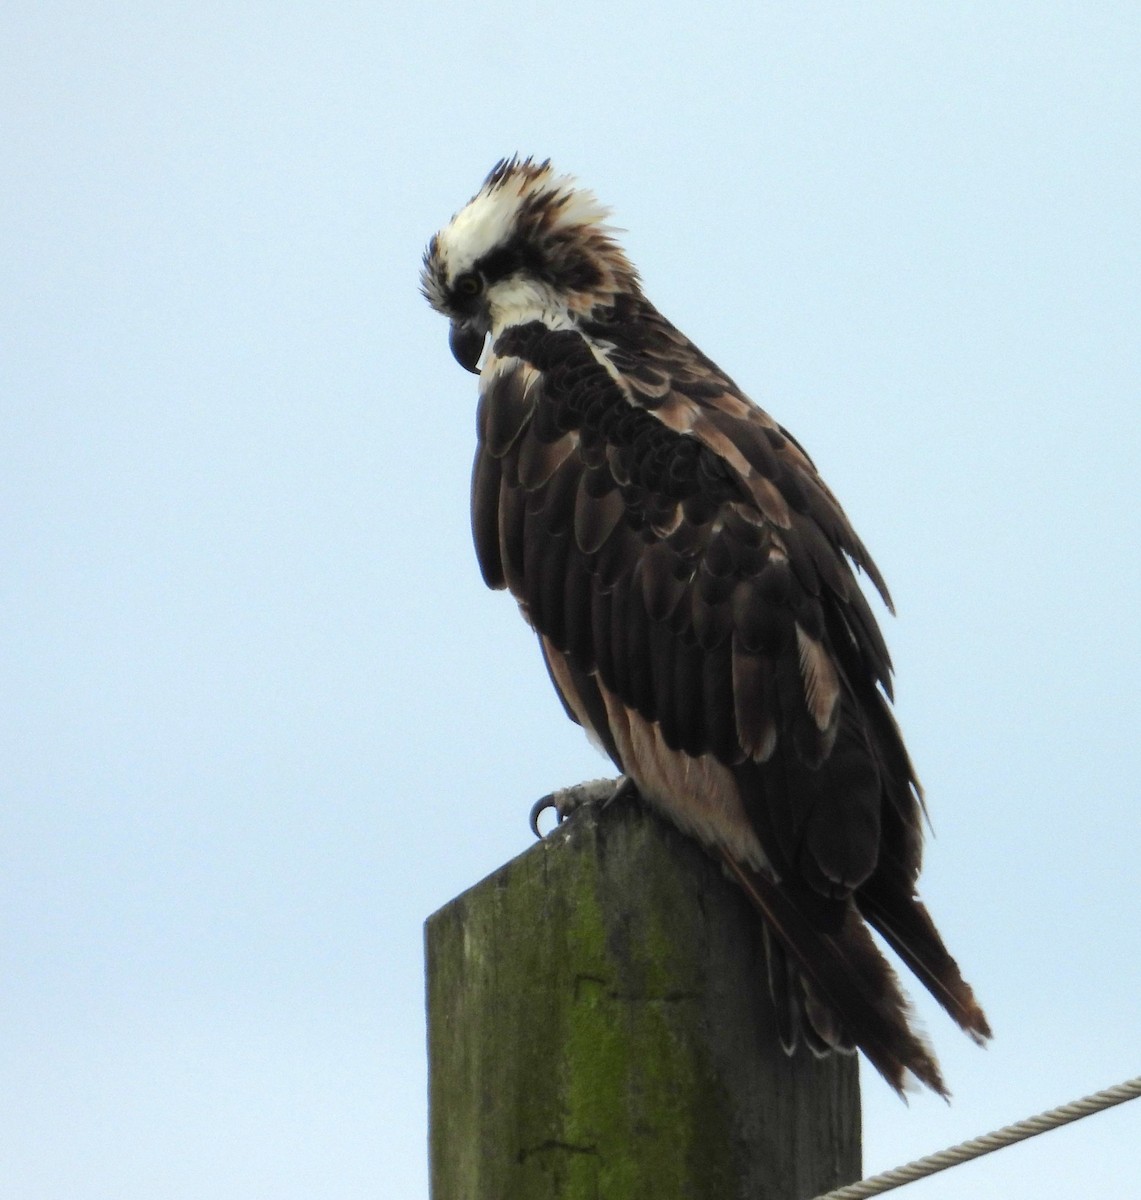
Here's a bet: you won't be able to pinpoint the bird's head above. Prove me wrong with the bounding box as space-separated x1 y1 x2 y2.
420 157 640 372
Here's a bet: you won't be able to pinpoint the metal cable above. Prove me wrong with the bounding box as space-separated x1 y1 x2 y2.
810 1074 1141 1200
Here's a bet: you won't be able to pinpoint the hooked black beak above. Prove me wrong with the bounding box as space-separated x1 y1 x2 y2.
449 321 487 374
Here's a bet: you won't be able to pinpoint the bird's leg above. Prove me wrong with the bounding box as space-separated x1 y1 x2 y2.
529 775 637 838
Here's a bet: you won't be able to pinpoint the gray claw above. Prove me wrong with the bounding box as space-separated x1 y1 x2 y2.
528 776 626 838
529 792 558 839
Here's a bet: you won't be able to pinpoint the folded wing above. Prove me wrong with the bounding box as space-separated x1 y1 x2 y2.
473 308 990 1096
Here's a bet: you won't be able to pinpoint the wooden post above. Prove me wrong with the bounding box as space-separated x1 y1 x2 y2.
425 798 860 1200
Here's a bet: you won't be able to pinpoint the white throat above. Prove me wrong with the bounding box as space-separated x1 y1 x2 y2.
486 275 577 336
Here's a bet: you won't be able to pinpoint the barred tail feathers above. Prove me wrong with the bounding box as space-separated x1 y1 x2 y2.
721 851 949 1098
856 879 992 1045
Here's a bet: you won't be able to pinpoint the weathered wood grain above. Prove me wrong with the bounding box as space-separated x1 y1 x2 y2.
426 798 860 1200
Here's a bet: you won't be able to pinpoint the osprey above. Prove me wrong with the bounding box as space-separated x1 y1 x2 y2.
421 158 990 1097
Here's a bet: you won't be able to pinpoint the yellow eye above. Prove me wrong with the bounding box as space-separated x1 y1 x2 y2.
454 272 482 298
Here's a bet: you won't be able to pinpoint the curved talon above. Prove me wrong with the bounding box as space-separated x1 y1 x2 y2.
529 777 628 838
529 793 560 839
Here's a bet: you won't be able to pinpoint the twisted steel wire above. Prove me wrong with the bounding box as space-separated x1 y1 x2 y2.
810 1074 1141 1200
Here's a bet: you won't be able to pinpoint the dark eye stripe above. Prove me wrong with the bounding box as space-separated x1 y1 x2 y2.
477 245 524 283
476 234 548 286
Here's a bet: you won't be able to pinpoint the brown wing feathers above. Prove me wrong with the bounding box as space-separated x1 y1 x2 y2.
722 853 948 1096
475 315 989 1095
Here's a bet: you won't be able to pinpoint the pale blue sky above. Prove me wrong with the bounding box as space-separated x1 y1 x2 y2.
3 3 1139 1197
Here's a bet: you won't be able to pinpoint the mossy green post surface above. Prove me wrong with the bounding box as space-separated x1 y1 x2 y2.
425 800 860 1200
